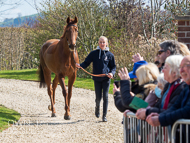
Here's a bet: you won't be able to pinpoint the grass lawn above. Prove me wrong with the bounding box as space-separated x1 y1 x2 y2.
0 104 21 132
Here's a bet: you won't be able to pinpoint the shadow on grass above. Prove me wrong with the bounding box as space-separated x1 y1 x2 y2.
0 112 20 121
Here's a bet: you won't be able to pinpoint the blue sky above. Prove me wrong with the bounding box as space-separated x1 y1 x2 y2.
0 0 43 22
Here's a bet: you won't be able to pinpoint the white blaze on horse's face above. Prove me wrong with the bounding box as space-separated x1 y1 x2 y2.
67 25 78 52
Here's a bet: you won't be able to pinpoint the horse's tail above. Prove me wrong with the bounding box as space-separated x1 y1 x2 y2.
38 64 46 88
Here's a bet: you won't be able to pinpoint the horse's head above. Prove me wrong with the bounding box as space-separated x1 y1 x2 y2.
65 16 78 51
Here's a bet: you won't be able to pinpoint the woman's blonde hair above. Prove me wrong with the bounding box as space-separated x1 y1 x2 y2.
179 42 190 56
136 63 160 86
99 36 109 47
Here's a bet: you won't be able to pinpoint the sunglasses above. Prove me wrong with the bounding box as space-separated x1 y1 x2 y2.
157 50 166 55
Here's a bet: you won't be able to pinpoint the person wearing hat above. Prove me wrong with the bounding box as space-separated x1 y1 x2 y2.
113 61 159 113
128 60 149 95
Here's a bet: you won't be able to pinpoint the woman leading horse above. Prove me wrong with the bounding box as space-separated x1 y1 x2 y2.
38 16 78 120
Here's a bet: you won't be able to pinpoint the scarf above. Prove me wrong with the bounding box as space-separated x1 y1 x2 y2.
163 78 181 109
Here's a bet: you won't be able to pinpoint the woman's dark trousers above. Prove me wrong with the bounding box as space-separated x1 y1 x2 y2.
94 79 110 119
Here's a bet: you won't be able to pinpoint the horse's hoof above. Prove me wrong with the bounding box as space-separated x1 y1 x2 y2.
64 115 71 120
48 105 52 111
51 113 56 117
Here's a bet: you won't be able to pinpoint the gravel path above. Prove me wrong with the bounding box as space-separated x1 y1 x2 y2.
0 79 124 143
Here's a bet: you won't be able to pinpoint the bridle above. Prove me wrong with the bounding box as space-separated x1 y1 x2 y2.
66 24 78 49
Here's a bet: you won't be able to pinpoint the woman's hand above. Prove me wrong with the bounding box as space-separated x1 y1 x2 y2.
76 63 81 68
146 113 160 127
107 73 113 79
130 92 135 96
118 67 130 80
123 110 133 117
113 83 120 94
132 53 144 63
136 108 146 120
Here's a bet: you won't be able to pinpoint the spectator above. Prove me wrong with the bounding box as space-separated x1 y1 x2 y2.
157 40 181 71
113 63 159 112
179 42 190 56
146 55 190 142
128 60 148 95
154 55 162 69
76 36 116 122
145 73 167 107
136 55 186 120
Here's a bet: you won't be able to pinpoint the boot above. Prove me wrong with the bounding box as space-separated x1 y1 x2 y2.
102 99 108 122
95 106 100 118
102 115 107 122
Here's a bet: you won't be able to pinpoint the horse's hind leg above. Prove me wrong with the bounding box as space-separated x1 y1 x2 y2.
43 67 56 117
52 75 59 104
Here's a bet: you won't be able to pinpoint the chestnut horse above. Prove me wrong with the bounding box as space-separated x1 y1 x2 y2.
38 16 79 120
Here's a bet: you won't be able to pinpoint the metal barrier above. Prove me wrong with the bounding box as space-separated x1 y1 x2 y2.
171 119 190 143
123 112 170 143
124 113 190 143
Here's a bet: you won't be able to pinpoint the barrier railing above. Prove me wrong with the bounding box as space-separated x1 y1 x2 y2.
123 112 170 143
171 119 190 143
124 112 190 143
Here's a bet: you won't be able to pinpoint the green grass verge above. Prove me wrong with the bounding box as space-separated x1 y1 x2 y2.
0 69 115 94
0 104 21 132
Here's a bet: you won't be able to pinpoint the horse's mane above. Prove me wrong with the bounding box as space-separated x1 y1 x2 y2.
60 18 77 39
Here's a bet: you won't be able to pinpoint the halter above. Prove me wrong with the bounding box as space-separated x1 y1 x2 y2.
66 24 78 48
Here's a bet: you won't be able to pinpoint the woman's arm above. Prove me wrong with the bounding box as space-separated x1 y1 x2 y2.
80 51 93 69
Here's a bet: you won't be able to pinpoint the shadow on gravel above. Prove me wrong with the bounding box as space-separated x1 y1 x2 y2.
15 119 85 126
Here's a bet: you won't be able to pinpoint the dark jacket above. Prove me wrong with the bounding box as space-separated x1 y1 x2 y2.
159 84 190 126
114 80 156 113
146 80 186 116
159 84 190 143
80 49 116 81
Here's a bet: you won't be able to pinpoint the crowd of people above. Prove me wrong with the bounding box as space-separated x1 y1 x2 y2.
112 40 190 142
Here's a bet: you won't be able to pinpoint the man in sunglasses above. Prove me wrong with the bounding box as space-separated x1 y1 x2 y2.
157 40 181 71
132 40 181 72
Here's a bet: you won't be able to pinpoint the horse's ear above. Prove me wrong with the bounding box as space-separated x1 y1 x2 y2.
67 17 70 24
74 16 78 23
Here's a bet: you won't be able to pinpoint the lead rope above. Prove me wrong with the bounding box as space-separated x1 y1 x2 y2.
71 51 108 77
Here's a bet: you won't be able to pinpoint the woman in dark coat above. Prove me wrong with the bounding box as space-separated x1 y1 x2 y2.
113 63 159 113
76 36 116 122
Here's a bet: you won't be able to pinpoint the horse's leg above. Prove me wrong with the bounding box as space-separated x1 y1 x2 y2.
43 67 56 117
58 75 70 120
52 75 59 104
67 74 76 116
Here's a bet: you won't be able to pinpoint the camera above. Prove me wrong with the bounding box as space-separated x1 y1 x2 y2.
114 80 120 88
